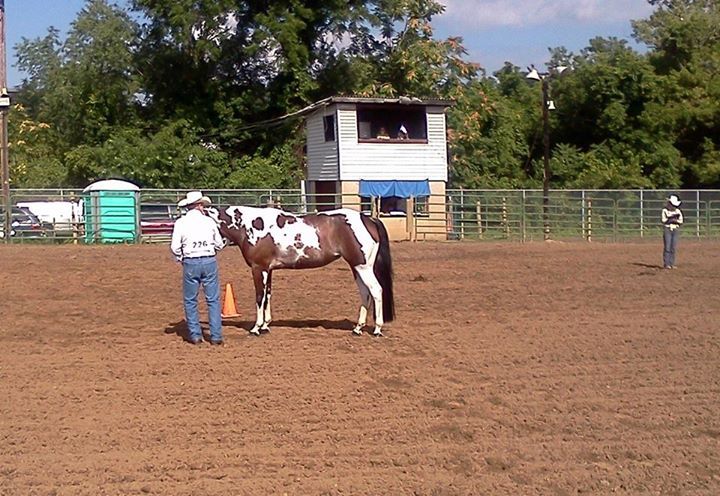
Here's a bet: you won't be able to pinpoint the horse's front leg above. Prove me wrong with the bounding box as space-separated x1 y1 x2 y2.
262 270 272 332
250 266 270 335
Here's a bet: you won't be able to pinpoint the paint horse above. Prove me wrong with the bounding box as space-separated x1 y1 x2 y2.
207 206 394 336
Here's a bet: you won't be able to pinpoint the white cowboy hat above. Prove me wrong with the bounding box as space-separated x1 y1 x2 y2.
668 194 681 207
178 191 212 207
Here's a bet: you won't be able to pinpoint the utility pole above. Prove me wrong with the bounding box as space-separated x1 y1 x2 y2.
527 64 568 241
541 78 550 241
0 0 10 241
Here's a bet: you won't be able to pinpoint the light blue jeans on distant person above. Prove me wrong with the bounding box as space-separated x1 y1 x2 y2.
182 257 222 342
663 227 679 268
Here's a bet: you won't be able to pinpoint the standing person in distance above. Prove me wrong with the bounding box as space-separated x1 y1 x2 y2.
171 191 226 345
661 194 683 269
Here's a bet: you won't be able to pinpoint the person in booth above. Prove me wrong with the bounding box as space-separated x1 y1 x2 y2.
397 124 409 139
171 191 226 345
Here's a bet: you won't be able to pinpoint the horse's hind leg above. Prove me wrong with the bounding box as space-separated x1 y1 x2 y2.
352 269 372 335
250 266 270 336
355 265 384 336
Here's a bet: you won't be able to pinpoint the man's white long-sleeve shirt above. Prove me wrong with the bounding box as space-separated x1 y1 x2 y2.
170 209 225 260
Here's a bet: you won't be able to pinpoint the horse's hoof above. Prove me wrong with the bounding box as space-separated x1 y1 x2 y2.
352 328 363 336
373 330 384 337
249 329 261 336
260 327 270 334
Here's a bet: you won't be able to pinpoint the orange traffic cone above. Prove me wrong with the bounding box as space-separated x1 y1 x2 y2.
221 283 240 318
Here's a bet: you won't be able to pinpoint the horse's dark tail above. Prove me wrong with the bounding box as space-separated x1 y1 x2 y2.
371 217 395 322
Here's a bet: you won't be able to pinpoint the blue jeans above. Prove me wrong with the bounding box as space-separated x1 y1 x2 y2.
182 257 222 342
663 228 679 268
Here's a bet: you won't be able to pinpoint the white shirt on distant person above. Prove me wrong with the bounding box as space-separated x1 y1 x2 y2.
661 207 683 231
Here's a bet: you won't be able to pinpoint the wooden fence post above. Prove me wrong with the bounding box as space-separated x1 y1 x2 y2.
407 196 415 242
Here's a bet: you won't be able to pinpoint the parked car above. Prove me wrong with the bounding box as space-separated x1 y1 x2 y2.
140 203 178 237
16 201 80 231
0 206 50 238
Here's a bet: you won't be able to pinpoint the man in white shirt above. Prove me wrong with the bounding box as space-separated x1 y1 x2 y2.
661 194 684 269
171 191 226 344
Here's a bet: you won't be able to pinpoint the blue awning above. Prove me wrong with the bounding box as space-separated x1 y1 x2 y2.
359 180 431 198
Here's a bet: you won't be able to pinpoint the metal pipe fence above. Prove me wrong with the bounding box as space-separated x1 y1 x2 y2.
4 188 720 243
441 189 720 241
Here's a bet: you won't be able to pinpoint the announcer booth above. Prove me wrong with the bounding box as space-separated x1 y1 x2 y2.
83 179 140 243
303 96 453 240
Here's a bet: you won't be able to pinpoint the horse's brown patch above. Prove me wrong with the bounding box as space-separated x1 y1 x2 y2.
218 208 233 225
216 208 246 252
276 214 296 228
232 208 243 228
311 212 367 266
252 217 264 230
252 234 277 267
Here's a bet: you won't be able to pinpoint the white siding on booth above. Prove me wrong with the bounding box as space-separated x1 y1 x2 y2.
337 106 448 181
306 110 339 180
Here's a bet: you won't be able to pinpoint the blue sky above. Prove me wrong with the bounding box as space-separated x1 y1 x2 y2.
5 0 655 87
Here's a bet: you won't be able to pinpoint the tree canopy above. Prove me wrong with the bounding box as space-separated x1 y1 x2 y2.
9 0 720 189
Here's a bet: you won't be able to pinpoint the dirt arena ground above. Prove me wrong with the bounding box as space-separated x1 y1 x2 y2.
1 240 719 495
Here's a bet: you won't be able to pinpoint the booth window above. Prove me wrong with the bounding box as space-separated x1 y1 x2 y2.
361 196 407 215
356 104 427 143
323 115 336 142
360 196 429 217
380 197 406 215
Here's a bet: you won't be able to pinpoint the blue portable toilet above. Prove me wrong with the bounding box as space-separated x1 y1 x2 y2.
83 179 140 243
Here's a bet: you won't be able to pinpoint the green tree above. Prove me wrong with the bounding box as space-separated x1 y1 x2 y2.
8 104 68 187
550 37 679 187
360 0 479 97
448 65 537 188
64 119 228 188
16 0 141 149
12 0 142 187
633 0 720 186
